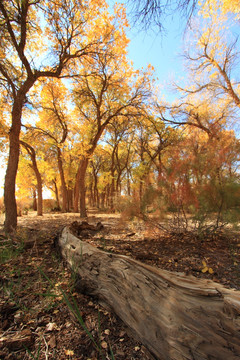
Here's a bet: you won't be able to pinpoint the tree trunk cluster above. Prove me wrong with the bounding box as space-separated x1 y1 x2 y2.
58 226 240 360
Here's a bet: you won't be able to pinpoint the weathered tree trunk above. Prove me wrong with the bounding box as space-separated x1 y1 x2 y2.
58 226 240 360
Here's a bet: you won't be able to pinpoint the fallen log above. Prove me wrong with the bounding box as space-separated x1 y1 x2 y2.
58 226 240 360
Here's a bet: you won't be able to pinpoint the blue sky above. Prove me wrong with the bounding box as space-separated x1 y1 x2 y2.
126 22 185 102
109 0 187 103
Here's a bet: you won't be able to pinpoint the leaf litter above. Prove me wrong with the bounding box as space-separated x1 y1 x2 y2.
0 211 239 359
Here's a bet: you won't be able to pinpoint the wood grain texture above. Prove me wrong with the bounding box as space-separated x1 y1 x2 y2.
58 226 240 360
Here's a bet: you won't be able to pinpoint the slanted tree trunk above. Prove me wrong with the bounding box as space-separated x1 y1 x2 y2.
4 99 26 232
4 77 36 232
58 226 240 360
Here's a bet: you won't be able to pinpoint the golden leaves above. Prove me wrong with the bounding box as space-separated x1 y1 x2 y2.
201 260 214 274
65 349 74 356
222 0 240 17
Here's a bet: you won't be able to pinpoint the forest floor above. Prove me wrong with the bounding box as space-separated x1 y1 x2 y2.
0 210 240 360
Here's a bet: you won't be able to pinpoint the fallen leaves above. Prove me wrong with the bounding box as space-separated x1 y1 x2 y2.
65 349 74 356
201 260 214 274
1 213 240 360
48 335 56 348
46 322 58 332
101 341 108 349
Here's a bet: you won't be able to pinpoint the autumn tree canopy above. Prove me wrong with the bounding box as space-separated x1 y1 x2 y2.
0 0 126 231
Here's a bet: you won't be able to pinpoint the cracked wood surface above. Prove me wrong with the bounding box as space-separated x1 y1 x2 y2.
58 226 240 360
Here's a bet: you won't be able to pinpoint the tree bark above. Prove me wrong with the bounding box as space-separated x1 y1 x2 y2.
4 99 25 232
93 170 99 208
4 78 35 232
100 191 106 208
73 165 81 213
20 141 43 216
35 170 43 216
32 189 37 211
79 157 89 218
68 188 73 210
53 180 60 210
58 226 240 360
57 147 68 212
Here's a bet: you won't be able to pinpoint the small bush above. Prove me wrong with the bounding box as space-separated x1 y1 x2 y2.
121 178 240 238
17 197 32 216
43 199 59 213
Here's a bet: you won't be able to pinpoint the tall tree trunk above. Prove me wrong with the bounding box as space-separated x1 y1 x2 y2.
93 171 99 208
79 157 89 218
30 153 43 216
73 165 81 213
4 80 35 232
57 147 68 212
68 188 73 210
106 184 110 208
53 180 60 210
96 188 100 208
36 172 43 216
89 183 94 207
110 177 115 211
101 191 106 208
20 141 43 216
32 189 37 211
116 174 122 197
4 101 23 232
139 180 143 202
127 172 131 196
